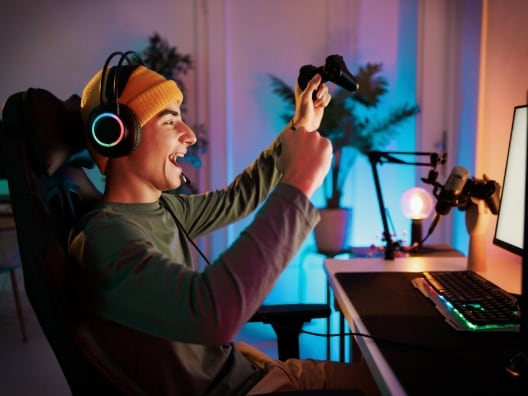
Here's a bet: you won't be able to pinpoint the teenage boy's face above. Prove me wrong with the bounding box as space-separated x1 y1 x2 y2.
126 100 197 192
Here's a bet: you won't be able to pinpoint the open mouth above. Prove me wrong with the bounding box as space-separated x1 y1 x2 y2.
169 153 184 168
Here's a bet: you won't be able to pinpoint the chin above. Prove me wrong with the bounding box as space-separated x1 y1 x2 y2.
166 180 182 191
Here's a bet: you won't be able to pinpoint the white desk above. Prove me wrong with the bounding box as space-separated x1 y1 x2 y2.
324 255 522 396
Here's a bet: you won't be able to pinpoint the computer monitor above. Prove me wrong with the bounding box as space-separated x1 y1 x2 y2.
493 104 528 376
493 104 528 256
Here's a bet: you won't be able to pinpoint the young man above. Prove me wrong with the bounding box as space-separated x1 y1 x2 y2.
69 53 379 395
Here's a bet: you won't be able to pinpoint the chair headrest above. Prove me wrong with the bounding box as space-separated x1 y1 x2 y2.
1 88 92 175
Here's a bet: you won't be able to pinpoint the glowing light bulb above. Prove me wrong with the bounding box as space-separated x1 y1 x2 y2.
401 187 434 220
400 187 434 246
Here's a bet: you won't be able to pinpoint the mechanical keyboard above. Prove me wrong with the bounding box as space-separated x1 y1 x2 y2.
412 271 520 331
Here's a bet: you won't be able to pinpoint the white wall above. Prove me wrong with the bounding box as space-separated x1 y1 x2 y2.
0 0 198 99
478 0 528 268
204 0 420 261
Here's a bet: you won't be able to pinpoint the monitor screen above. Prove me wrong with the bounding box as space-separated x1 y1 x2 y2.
493 105 528 256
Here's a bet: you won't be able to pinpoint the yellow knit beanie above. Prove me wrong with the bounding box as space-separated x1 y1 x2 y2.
80 65 183 174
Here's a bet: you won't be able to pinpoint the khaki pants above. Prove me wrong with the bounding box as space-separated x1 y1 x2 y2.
237 342 380 395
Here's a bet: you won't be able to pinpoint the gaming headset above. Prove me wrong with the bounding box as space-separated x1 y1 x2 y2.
87 50 144 158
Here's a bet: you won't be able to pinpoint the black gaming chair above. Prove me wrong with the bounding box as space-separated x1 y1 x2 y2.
0 88 148 395
0 88 350 395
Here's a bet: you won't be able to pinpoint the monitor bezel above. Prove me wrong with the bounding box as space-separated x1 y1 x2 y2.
492 104 528 257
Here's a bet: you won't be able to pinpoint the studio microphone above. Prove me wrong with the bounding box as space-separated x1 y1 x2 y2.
427 166 470 236
435 166 470 215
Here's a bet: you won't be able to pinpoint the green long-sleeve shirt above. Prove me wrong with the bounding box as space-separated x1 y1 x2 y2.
68 134 320 395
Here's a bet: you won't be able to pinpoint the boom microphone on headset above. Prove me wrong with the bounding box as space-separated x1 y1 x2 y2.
181 173 191 185
427 166 470 236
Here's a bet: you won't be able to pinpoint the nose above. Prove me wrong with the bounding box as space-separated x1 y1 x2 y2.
180 122 197 147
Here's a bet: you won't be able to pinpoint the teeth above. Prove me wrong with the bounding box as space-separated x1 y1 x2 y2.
169 153 185 165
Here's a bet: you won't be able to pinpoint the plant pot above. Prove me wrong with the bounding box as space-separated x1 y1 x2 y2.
313 207 353 255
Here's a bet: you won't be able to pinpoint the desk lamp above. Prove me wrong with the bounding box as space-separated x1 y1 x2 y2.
400 187 434 247
368 150 446 260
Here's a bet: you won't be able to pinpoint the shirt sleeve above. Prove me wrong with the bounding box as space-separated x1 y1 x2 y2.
69 185 320 345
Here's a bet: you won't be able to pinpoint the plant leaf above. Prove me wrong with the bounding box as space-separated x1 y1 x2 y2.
352 63 388 107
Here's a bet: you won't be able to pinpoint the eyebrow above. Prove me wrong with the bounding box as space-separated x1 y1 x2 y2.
159 109 180 118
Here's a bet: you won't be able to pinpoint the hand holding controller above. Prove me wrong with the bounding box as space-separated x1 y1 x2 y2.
460 176 501 214
297 55 359 96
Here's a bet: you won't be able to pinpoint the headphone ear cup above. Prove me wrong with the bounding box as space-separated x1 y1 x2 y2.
87 103 141 158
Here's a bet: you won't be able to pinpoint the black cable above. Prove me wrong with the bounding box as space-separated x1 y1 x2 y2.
404 228 433 253
160 196 211 266
177 219 211 266
283 325 495 354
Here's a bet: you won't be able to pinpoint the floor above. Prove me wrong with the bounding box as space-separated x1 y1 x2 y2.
0 268 349 395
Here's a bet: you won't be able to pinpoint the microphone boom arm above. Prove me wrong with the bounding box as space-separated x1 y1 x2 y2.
367 150 447 260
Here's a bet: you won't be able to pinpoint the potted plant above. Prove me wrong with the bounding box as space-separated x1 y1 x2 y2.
142 32 208 193
270 63 420 253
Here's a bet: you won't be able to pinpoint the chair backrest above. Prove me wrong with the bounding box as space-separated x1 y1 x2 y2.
0 88 147 395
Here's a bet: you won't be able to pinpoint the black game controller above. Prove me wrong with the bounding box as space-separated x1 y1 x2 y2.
459 178 501 214
297 54 359 93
